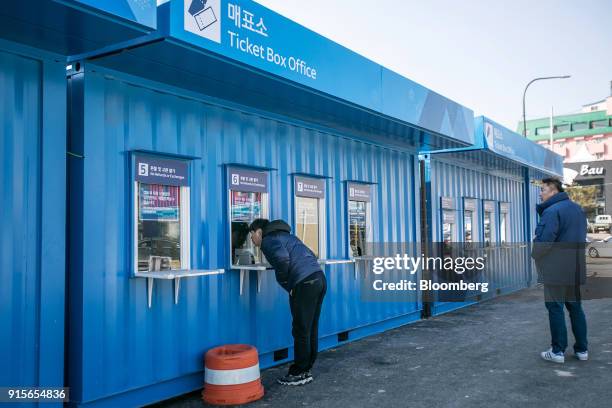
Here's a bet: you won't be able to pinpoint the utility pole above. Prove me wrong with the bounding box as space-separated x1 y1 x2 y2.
549 106 554 150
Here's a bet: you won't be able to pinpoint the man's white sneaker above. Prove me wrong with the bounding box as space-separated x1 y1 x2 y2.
575 351 588 361
541 349 565 363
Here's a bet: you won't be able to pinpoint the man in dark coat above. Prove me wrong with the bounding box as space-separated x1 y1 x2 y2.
532 178 588 363
249 218 327 385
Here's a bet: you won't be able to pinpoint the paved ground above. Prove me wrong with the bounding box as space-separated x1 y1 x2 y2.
588 256 612 278
156 283 612 408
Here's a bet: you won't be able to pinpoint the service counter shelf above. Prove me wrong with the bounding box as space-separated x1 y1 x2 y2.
352 256 378 279
234 259 360 294
318 259 355 265
233 264 274 295
135 269 225 308
318 258 356 278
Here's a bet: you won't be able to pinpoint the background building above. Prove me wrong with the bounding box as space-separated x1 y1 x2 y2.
519 83 612 163
518 83 612 219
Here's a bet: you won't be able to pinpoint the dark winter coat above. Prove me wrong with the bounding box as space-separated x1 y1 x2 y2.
260 220 322 292
532 192 587 285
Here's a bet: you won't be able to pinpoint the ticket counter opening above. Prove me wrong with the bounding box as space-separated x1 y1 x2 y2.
483 200 496 247
500 202 510 243
463 198 478 244
228 167 270 268
347 182 373 258
133 155 191 273
440 197 457 247
294 175 326 259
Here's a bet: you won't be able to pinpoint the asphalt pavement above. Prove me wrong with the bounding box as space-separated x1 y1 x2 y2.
156 279 612 408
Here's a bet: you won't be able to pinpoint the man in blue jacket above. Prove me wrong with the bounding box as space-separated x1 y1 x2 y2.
532 178 588 364
249 219 327 385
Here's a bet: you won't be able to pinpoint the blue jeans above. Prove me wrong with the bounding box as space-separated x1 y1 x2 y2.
544 285 588 354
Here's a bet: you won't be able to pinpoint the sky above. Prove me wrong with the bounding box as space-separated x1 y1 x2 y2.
255 0 612 131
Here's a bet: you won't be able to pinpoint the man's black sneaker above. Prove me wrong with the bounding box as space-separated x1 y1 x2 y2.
277 372 313 386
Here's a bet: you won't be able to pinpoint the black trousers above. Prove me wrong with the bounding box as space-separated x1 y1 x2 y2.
288 271 327 375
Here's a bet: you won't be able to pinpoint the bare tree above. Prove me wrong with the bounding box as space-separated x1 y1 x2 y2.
566 185 599 220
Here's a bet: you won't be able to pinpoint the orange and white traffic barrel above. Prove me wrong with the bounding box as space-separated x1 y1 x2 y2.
202 344 264 406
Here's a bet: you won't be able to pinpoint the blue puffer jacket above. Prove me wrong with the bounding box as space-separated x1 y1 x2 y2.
532 192 587 285
261 220 322 292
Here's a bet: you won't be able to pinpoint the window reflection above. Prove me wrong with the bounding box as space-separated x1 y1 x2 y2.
137 183 182 271
349 200 367 257
484 211 492 247
231 191 262 265
442 210 456 256
296 196 320 257
500 212 508 243
442 213 455 244
464 211 473 243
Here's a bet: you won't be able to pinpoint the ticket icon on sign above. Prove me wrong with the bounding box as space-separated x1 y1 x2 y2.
188 0 217 31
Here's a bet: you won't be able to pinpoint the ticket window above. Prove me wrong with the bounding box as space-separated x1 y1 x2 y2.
463 211 473 243
442 211 457 244
499 203 510 244
463 198 478 243
440 197 457 243
294 176 326 259
347 183 373 258
483 201 496 247
133 155 191 273
228 168 269 267
440 197 457 257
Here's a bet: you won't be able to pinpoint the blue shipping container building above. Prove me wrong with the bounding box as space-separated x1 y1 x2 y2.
1 0 157 403
0 1 562 407
420 116 562 316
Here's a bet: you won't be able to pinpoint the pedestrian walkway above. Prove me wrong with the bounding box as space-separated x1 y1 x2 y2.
156 287 612 408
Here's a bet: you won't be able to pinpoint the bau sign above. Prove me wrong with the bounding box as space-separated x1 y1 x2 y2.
580 164 605 176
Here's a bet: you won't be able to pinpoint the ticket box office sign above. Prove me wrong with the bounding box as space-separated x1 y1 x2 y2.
133 155 191 274
347 182 373 258
294 176 326 258
227 167 269 267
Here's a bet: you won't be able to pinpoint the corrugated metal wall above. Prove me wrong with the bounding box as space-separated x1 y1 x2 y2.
68 67 421 406
0 45 41 390
0 42 66 392
427 157 530 315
